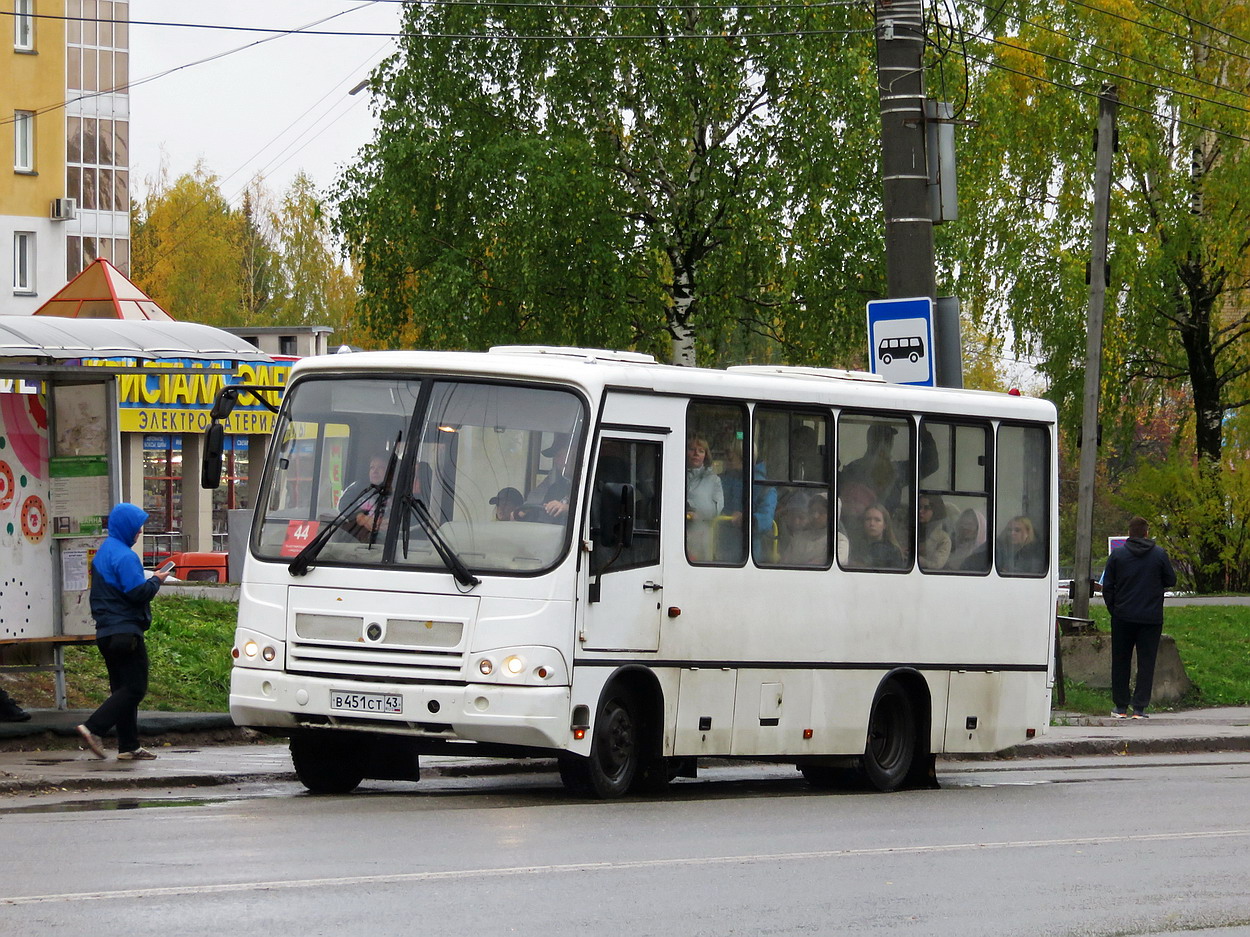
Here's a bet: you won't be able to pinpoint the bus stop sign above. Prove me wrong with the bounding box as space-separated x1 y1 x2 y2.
866 297 935 386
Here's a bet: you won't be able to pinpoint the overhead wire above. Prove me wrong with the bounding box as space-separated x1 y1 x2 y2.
0 2 384 128
958 0 1250 108
960 49 1250 144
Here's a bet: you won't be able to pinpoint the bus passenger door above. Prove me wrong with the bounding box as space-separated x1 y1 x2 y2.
581 435 664 652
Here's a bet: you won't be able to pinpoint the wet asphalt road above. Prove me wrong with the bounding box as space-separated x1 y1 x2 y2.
5 754 1250 937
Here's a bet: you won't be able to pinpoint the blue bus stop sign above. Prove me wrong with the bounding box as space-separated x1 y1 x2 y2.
866 297 935 386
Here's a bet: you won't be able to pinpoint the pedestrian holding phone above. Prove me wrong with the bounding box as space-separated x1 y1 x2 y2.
76 503 172 761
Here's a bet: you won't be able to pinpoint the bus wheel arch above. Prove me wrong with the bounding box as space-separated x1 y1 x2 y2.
559 667 664 799
862 670 935 792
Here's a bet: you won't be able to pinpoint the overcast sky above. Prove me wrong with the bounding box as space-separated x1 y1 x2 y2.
128 1 402 205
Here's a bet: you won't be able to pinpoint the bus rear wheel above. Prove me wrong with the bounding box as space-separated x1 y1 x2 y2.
559 690 640 798
290 731 367 795
861 678 916 792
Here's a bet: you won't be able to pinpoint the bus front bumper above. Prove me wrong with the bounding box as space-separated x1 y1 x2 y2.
229 668 572 751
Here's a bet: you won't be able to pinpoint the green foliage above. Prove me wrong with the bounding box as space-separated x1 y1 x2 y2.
334 1 885 366
1116 456 1250 593
941 0 1250 464
131 167 359 335
1057 604 1250 713
62 597 237 712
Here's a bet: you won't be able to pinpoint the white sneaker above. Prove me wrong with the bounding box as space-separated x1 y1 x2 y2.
76 724 107 759
116 748 157 761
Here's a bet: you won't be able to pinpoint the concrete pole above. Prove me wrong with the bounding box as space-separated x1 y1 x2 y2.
875 0 936 301
1071 85 1118 621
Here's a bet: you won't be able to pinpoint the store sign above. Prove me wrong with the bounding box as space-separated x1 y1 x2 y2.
81 357 294 435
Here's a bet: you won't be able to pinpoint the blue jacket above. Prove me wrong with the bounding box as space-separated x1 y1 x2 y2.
90 503 161 638
1102 536 1176 625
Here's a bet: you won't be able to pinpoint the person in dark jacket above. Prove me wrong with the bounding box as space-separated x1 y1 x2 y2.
76 503 171 760
1102 515 1177 719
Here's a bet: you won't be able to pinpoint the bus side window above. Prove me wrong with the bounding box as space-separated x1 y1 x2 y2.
918 419 991 574
837 413 913 571
995 424 1049 577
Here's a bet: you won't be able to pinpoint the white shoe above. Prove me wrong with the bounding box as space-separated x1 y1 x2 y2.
76 724 107 759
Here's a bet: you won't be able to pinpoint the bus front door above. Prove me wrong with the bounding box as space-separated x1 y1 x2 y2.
581 434 664 652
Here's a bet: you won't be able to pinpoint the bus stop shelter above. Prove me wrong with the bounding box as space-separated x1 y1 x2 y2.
0 317 269 707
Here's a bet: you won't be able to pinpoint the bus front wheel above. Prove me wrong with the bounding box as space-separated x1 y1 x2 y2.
559 690 640 798
861 678 916 792
290 731 366 795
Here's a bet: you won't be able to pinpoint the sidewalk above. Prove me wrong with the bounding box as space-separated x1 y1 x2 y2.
2 707 1249 795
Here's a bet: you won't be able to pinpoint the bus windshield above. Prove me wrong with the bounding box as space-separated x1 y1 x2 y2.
252 376 586 576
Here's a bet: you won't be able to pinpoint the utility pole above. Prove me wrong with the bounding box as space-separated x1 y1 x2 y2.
875 0 936 301
1071 85 1119 621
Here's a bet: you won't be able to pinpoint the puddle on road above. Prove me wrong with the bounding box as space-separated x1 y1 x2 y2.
0 796 220 815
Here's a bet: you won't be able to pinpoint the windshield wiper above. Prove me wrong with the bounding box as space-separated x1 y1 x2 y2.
400 494 480 589
288 437 401 576
287 482 388 576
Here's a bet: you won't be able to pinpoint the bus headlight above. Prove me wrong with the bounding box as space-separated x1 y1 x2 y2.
233 628 285 671
471 647 568 686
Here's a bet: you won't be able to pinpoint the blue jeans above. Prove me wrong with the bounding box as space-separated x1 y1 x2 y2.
84 633 149 753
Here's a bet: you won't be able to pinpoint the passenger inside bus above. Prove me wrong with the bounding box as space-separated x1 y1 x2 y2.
849 501 906 569
917 493 952 570
948 507 989 571
997 515 1045 574
780 492 829 566
685 433 723 562
490 487 524 521
519 433 574 523
338 452 391 540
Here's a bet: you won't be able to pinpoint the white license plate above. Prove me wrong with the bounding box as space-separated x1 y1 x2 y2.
330 691 403 715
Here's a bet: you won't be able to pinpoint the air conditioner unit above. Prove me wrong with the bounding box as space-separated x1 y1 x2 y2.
50 197 77 221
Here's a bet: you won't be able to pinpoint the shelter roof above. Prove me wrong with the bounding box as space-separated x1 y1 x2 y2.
0 316 271 362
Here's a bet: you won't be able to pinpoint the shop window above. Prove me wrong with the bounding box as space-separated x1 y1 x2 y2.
142 436 182 563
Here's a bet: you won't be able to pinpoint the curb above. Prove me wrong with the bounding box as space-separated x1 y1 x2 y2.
978 735 1250 760
0 771 300 796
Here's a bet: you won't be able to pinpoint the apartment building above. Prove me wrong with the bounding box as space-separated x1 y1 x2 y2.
2 0 130 313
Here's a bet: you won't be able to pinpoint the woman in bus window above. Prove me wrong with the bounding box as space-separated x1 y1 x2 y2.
850 502 905 569
948 508 989 571
917 493 952 570
685 433 723 562
997 515 1045 574
782 493 829 566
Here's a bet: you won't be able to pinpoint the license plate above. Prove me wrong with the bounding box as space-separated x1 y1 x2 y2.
330 691 403 715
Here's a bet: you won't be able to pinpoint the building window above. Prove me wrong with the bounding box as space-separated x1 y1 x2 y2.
278 335 297 356
13 232 35 293
14 0 34 50
14 110 35 172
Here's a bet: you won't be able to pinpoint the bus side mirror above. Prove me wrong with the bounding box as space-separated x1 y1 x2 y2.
201 423 225 489
614 483 635 548
595 482 635 548
209 388 238 421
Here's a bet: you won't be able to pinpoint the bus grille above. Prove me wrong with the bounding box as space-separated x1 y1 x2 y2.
289 612 466 680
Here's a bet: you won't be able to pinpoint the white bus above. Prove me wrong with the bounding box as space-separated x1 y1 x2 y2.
209 346 1057 797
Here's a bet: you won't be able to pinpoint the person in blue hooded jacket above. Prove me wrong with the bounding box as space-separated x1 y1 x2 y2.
76 503 171 760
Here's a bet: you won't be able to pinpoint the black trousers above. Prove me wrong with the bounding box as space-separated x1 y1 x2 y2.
1110 618 1163 713
84 633 149 753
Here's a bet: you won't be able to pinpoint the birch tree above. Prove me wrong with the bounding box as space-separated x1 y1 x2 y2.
334 1 885 366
